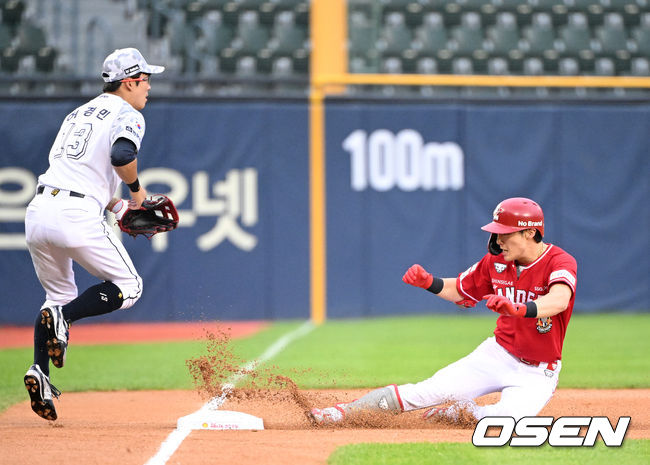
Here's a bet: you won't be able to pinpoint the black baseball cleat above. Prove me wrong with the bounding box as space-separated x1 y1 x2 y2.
24 364 61 421
40 306 69 368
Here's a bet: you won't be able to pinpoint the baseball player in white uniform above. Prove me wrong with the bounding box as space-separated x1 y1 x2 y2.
23 48 164 421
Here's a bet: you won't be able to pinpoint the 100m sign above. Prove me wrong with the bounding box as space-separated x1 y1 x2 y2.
342 129 465 192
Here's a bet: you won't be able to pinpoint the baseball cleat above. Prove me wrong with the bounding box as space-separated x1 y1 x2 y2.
24 364 61 421
423 400 476 422
40 306 69 368
422 406 450 420
309 403 347 425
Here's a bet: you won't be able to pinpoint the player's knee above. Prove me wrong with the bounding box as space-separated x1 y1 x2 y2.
115 275 143 310
119 293 141 310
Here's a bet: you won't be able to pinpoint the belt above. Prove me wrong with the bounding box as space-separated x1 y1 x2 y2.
518 357 559 371
37 185 85 198
518 357 543 366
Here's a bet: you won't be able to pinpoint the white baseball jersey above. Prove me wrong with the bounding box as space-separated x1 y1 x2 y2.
26 93 146 311
38 93 145 208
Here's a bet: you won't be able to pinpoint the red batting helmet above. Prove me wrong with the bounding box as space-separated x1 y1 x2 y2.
481 198 544 255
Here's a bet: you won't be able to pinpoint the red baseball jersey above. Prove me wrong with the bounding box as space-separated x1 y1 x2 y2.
456 244 577 363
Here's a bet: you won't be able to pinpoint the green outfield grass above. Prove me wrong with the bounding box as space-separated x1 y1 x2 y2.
328 440 650 465
1 314 649 413
267 313 650 389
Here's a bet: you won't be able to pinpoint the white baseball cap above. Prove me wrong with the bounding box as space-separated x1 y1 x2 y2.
101 47 165 82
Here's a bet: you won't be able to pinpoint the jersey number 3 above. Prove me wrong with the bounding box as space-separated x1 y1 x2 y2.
52 122 93 160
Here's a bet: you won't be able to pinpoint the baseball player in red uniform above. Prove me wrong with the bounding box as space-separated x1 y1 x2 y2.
311 197 577 425
23 48 164 421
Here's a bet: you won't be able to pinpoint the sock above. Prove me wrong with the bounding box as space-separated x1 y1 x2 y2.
62 282 124 324
33 312 50 377
110 199 129 220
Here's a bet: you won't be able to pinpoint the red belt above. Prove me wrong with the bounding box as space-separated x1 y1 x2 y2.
519 357 559 371
518 357 543 366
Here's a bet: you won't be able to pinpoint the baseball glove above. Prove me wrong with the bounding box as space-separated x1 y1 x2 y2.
118 194 179 239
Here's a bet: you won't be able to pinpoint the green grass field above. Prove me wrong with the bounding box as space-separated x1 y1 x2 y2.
328 441 650 465
1 313 649 464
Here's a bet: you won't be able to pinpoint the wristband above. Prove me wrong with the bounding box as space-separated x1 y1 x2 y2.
525 301 538 318
127 178 141 192
426 277 445 294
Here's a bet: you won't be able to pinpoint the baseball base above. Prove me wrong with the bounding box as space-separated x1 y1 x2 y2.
177 409 264 431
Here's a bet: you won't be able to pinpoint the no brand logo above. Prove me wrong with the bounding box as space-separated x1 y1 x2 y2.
124 64 141 75
517 220 543 227
472 416 631 447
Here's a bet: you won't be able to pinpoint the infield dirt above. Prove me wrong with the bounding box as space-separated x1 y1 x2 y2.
0 388 648 465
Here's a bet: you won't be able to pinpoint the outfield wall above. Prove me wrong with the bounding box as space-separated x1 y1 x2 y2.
0 99 648 324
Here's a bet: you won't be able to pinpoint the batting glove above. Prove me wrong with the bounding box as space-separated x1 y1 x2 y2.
483 294 527 317
402 264 434 289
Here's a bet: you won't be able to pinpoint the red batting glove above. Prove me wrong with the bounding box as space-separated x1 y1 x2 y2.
402 264 434 289
483 294 527 317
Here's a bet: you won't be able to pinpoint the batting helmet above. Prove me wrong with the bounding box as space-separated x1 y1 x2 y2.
481 198 544 255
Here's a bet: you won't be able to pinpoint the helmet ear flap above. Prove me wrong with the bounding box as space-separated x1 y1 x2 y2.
488 233 502 255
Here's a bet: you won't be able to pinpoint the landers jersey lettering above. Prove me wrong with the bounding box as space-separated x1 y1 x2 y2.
456 244 578 363
38 94 145 208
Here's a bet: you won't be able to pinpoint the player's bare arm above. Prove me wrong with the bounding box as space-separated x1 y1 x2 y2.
114 159 147 209
439 278 463 303
531 283 573 318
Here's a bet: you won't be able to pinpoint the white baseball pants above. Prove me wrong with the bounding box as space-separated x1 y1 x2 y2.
25 188 142 310
397 336 561 421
